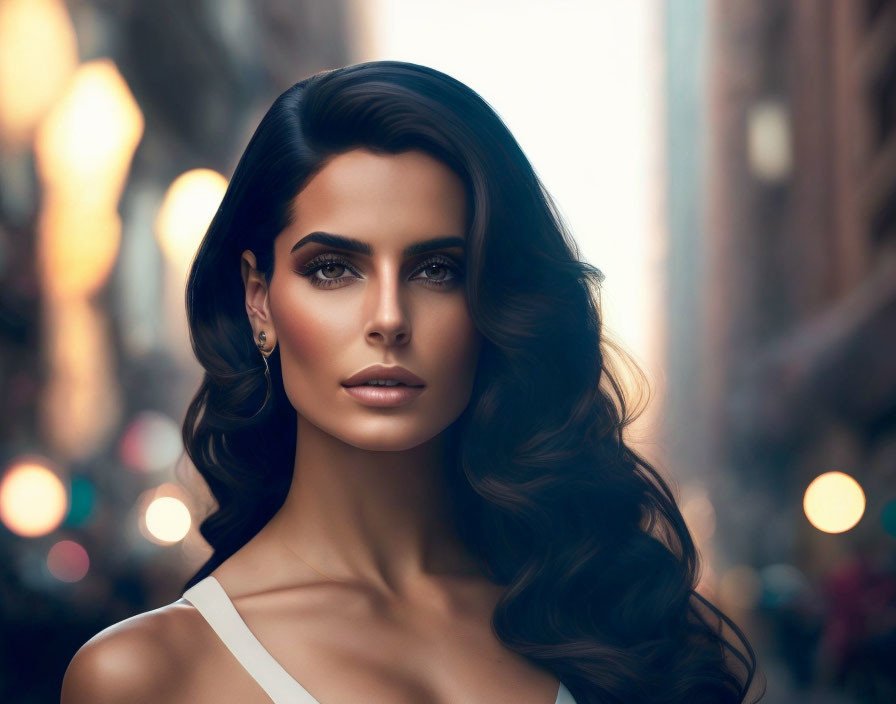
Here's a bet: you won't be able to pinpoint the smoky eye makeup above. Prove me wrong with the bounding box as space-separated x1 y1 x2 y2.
295 252 359 288
294 250 465 290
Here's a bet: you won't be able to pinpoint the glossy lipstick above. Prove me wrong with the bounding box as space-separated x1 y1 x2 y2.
341 364 426 407
342 384 424 407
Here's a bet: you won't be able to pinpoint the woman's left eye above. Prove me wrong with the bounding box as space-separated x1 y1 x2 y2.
410 258 462 286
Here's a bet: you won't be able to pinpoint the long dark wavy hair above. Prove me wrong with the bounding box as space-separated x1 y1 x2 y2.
181 60 761 704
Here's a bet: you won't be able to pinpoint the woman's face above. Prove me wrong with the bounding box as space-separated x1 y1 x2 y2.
246 148 482 451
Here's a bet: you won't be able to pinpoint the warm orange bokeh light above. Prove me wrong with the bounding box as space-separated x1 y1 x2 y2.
803 471 866 534
34 58 144 201
34 59 144 300
0 460 68 537
156 168 228 272
40 300 120 459
33 59 140 459
36 204 122 301
0 0 78 145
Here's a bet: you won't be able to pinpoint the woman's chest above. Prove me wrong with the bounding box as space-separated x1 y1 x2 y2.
173 593 563 704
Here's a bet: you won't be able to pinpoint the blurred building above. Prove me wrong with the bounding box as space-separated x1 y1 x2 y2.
667 0 896 701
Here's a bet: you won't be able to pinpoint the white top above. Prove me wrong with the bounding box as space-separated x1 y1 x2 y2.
183 575 578 704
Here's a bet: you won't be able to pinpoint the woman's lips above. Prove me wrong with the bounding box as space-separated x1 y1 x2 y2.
341 384 425 407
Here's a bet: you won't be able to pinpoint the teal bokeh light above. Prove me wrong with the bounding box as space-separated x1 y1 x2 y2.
64 476 95 527
882 500 896 538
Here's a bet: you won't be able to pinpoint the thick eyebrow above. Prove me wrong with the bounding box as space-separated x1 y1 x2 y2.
290 232 465 257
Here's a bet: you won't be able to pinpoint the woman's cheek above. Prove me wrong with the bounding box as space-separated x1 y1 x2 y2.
427 301 481 389
271 276 350 357
270 291 348 408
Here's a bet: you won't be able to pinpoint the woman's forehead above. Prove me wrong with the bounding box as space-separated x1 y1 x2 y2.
278 149 468 252
296 149 465 210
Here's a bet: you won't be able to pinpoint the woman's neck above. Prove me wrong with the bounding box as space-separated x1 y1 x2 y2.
261 415 478 598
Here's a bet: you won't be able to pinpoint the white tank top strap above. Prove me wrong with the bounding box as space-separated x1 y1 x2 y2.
555 681 577 704
183 574 578 704
182 575 321 704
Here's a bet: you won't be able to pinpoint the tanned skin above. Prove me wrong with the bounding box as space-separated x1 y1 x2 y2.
61 150 565 704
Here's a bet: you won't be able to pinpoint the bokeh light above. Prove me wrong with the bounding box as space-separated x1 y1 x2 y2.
759 563 808 608
746 99 793 182
0 459 68 537
0 0 78 145
46 539 89 582
64 476 96 527
803 471 866 534
34 59 144 299
882 499 896 538
144 495 191 544
156 168 228 271
119 411 183 473
40 300 122 459
34 58 144 203
36 206 122 300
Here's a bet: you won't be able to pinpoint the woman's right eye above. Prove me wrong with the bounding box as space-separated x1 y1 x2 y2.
298 256 359 288
315 262 348 279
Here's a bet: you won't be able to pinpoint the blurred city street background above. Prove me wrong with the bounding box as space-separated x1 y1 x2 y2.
0 1 894 702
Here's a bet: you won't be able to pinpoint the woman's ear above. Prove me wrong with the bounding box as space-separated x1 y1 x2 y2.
241 249 277 351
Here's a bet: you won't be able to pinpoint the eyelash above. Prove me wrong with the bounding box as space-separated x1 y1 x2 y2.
298 254 463 289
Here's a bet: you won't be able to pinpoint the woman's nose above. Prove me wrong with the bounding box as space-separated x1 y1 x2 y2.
363 267 411 346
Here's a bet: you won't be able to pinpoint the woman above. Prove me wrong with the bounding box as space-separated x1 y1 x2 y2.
62 61 760 704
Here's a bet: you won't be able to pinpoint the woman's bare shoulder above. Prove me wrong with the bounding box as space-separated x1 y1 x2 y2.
61 598 204 704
